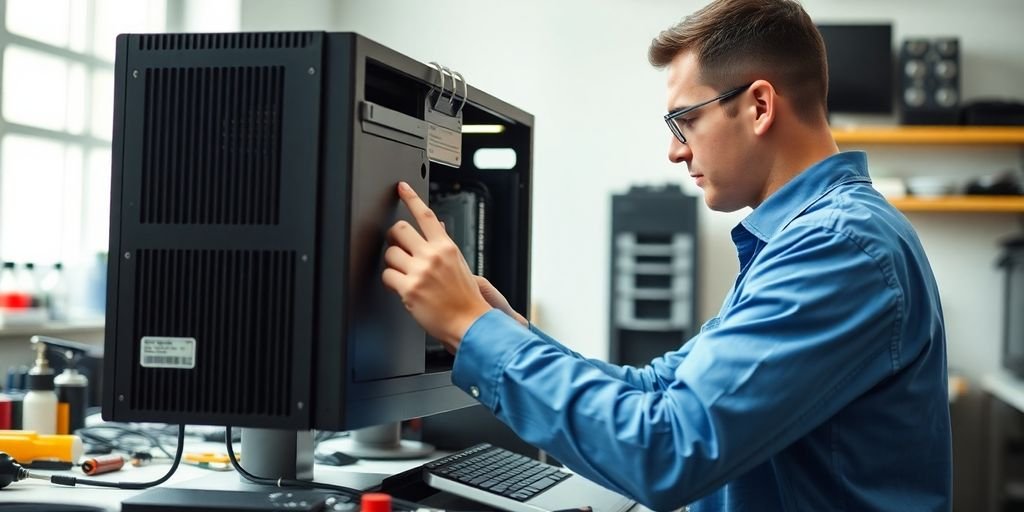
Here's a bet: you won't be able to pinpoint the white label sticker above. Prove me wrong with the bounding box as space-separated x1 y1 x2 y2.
427 122 463 168
140 336 196 369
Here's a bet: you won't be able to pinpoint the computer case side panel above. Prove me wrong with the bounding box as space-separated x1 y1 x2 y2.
102 34 130 421
311 33 357 429
104 32 325 429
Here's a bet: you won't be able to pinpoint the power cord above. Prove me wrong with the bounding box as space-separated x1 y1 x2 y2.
0 424 185 490
224 426 425 511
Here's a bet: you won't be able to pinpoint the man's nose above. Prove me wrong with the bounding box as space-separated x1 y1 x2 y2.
668 136 692 164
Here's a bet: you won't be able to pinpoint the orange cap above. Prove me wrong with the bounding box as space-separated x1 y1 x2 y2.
360 492 392 512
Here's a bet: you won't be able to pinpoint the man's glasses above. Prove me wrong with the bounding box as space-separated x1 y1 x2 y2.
663 82 753 144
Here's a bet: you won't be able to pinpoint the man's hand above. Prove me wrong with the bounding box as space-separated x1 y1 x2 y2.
474 276 528 328
382 182 493 352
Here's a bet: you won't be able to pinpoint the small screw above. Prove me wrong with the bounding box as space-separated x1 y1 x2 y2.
118 395 125 402
301 254 308 262
307 67 316 75
124 252 131 260
132 70 139 79
297 402 304 410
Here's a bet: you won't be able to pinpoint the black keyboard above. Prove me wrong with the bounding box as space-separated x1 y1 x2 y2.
423 443 572 502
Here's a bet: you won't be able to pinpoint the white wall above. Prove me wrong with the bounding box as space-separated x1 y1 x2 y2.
182 0 240 32
237 0 1024 379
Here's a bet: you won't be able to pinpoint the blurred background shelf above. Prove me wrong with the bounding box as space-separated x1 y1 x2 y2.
0 318 105 338
887 196 1024 213
832 126 1024 145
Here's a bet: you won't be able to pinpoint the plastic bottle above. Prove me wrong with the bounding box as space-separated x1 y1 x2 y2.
5 365 26 391
3 365 28 430
0 261 28 309
55 365 88 435
17 263 40 308
40 263 69 321
22 342 57 434
0 395 11 429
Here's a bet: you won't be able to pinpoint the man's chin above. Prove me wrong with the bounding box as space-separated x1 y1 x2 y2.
703 193 746 213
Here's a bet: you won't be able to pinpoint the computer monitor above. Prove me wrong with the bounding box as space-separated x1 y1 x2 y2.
101 31 533 478
816 23 894 115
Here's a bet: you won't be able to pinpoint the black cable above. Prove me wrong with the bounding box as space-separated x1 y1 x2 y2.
45 424 186 489
314 429 346 445
76 424 176 460
224 426 425 510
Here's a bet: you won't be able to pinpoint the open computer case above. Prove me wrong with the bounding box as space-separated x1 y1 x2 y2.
102 32 534 434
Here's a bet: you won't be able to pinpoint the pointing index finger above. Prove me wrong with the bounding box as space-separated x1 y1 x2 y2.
397 181 447 241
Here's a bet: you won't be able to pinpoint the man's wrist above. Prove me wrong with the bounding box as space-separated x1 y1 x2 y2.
447 303 494 350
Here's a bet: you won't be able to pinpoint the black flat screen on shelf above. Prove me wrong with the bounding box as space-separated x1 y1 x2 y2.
817 23 893 114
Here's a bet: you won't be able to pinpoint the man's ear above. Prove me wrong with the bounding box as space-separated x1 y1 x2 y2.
749 80 776 137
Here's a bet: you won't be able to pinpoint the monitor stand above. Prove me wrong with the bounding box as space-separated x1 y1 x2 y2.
335 422 434 460
240 428 315 480
120 428 389 511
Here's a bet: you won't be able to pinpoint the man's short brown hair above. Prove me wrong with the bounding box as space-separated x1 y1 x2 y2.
649 0 828 123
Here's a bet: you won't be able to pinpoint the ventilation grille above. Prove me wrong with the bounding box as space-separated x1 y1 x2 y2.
140 66 284 225
130 249 295 417
139 32 313 51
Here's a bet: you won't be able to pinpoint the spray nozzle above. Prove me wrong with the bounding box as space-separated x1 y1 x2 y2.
28 340 51 375
29 336 96 369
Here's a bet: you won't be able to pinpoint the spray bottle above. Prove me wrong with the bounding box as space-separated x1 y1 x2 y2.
21 340 57 434
31 336 92 435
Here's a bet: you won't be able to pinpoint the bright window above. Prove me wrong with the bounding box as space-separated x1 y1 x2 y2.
0 0 167 317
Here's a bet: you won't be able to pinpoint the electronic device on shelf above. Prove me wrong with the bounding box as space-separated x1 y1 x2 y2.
816 23 894 116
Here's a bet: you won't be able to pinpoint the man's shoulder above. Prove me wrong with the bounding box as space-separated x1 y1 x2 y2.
770 183 925 274
788 182 912 242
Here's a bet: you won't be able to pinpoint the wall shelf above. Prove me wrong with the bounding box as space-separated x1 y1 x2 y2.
832 126 1024 145
888 196 1024 213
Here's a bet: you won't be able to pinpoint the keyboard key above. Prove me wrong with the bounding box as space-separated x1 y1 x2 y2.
530 477 557 491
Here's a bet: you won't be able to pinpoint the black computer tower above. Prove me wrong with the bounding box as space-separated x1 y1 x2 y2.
103 32 533 431
608 185 698 366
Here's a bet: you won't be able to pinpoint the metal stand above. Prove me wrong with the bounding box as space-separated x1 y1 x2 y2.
240 428 314 481
336 422 434 460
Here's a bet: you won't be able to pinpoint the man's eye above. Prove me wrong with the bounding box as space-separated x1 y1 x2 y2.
680 116 696 127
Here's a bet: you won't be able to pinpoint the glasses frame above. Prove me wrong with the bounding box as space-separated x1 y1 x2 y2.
664 82 754 144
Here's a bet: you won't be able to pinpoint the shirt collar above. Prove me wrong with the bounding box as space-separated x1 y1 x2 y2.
738 151 871 243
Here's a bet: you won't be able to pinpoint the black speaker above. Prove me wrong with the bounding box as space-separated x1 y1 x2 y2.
899 37 961 125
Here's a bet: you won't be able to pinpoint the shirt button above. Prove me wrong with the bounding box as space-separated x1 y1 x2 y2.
469 385 480 398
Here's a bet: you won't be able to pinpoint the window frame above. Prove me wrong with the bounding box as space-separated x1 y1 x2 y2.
0 0 180 265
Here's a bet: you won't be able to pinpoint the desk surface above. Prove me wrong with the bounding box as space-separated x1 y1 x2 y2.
3 436 649 511
2 439 426 511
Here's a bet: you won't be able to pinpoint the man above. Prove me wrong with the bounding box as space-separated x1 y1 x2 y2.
382 0 952 510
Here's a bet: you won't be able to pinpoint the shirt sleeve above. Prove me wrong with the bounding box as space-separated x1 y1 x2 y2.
527 322 694 392
451 224 903 510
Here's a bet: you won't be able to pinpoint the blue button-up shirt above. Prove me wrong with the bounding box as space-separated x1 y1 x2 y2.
452 152 951 511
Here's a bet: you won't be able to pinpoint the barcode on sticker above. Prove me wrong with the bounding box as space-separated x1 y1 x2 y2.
143 356 193 366
140 336 196 369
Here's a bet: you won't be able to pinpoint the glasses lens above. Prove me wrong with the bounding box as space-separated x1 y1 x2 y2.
669 118 686 144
